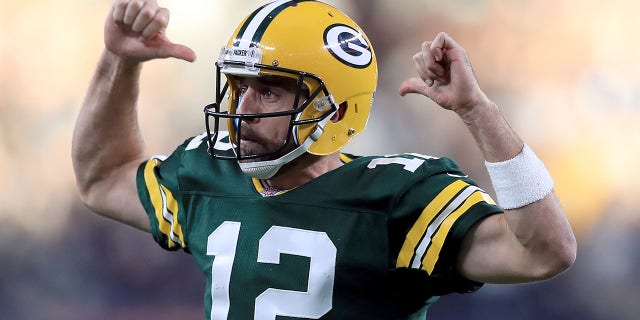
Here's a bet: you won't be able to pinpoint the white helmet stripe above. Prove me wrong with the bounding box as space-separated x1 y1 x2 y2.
235 0 295 49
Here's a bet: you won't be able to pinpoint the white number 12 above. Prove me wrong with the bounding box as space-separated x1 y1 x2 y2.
207 222 337 320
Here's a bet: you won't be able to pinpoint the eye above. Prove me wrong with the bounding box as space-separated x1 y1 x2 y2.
237 86 247 97
261 88 279 102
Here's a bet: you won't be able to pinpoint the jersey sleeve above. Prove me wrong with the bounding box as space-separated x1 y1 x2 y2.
136 148 189 252
390 157 502 294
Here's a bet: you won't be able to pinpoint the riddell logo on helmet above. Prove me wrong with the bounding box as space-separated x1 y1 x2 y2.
324 24 373 69
233 49 249 56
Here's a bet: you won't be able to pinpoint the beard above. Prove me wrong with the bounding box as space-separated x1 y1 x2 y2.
237 126 295 163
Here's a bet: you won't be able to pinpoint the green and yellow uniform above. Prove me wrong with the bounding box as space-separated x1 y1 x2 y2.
137 132 502 319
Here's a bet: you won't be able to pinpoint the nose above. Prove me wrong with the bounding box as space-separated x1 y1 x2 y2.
236 87 259 124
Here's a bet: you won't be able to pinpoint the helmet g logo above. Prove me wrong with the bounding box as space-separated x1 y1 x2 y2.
324 24 373 69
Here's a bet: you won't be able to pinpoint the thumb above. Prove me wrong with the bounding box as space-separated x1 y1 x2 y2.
398 77 428 96
158 42 197 62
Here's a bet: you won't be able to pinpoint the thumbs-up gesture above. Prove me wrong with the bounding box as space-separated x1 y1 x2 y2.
105 0 196 63
399 32 489 116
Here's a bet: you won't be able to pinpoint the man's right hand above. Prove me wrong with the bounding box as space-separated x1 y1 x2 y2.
106 0 196 63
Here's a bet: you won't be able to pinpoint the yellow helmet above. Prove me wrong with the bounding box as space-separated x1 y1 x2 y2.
204 0 378 178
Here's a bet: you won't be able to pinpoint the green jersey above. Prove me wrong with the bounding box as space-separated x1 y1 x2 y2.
136 132 502 319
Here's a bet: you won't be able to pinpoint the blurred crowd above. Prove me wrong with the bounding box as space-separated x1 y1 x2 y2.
1 0 639 319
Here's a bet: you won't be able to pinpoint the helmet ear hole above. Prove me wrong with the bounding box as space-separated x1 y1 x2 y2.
331 102 348 123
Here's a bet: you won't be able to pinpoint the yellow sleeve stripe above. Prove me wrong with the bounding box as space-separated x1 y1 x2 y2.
396 180 485 274
421 190 485 273
396 180 468 269
143 159 186 249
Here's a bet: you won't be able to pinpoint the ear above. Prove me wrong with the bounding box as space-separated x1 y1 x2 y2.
331 102 347 123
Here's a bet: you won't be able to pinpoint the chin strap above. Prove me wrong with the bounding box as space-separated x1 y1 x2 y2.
238 108 337 179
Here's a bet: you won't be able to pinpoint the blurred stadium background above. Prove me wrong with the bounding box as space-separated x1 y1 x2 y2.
1 0 639 319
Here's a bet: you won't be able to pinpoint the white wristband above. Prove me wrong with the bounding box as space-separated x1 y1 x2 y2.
484 144 554 210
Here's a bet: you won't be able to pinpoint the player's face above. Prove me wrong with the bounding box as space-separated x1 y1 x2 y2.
234 76 305 162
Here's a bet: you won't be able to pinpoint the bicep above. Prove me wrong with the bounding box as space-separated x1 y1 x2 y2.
456 191 576 284
82 160 150 232
456 213 534 284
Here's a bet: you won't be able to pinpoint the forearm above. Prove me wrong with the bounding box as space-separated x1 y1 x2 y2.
404 32 575 281
503 193 575 278
457 97 523 162
458 100 576 279
72 49 146 201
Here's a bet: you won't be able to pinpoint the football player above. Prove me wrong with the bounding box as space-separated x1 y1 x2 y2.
72 0 576 319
